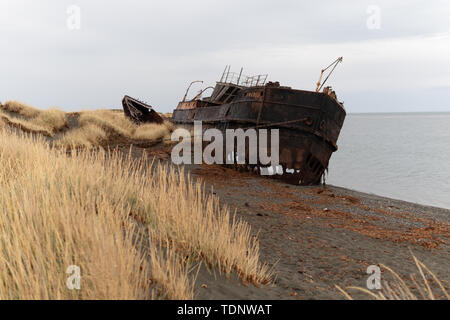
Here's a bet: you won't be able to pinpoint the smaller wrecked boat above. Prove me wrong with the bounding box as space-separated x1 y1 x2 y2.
122 95 164 125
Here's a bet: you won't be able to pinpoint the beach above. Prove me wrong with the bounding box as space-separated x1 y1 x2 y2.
132 145 450 300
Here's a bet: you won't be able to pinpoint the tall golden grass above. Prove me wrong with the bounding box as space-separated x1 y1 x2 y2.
0 126 271 299
336 255 449 300
1 101 67 136
0 101 172 148
55 123 108 149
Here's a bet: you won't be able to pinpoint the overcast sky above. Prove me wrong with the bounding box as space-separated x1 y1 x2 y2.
1 0 450 113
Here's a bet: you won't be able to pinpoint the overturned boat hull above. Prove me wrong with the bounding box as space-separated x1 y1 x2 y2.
122 95 164 125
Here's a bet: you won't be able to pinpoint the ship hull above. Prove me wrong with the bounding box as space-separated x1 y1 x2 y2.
172 85 346 185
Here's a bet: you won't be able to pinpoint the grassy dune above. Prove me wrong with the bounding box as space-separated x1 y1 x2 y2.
0 102 272 299
0 101 173 148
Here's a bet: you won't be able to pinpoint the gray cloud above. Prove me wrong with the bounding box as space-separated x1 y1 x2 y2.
1 0 449 113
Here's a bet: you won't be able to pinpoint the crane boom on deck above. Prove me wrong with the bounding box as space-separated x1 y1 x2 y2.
315 57 343 93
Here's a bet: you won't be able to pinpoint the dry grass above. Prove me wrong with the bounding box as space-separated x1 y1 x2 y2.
149 241 196 300
142 165 272 285
134 123 170 141
0 101 172 148
0 126 271 299
1 101 67 135
2 100 42 118
0 109 55 137
0 128 193 299
54 123 108 148
336 255 450 300
77 110 173 144
78 110 136 139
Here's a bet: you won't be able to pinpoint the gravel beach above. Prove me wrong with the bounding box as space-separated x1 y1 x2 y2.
189 164 449 299
123 145 450 300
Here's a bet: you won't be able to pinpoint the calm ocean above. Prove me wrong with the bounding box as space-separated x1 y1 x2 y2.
326 112 450 210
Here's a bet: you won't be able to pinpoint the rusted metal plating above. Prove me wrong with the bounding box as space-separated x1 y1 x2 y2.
171 69 346 185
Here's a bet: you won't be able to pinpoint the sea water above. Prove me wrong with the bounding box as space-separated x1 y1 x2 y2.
326 112 450 209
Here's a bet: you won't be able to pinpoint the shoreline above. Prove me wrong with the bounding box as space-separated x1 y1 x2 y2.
185 163 450 299
324 184 450 221
326 182 450 212
122 145 450 299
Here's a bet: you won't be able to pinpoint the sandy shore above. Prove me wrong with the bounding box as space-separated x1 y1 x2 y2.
122 145 450 300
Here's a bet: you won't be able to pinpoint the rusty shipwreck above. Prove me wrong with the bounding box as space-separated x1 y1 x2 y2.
171 59 346 185
122 58 346 185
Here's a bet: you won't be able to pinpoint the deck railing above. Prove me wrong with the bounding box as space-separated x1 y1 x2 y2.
219 68 268 87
